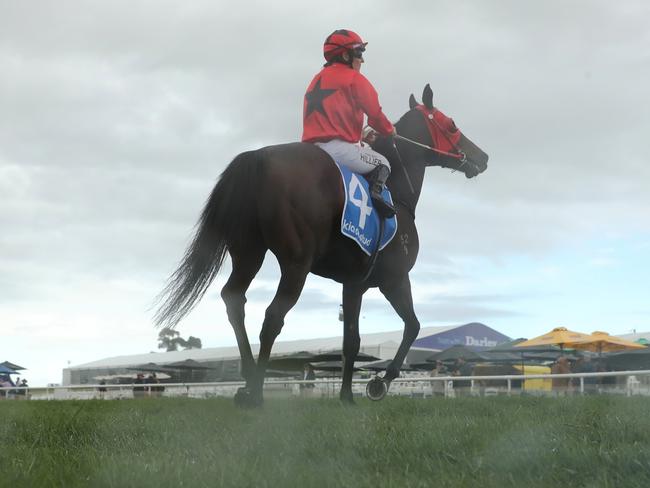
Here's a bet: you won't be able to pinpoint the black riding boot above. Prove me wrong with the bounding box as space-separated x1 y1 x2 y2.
370 165 396 219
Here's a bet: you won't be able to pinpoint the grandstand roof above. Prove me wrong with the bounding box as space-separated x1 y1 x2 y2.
68 324 461 370
619 331 650 343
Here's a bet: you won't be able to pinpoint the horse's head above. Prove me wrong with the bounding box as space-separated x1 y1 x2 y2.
395 84 488 179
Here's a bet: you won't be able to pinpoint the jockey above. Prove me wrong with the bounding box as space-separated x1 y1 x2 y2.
302 29 396 218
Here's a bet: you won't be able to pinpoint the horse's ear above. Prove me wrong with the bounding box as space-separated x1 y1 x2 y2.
422 84 434 109
409 94 418 109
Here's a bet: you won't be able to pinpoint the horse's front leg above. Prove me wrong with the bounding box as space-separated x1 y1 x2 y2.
379 275 420 383
340 283 368 404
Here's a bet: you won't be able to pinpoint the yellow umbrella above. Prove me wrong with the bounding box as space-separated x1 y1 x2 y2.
515 327 592 351
564 331 647 354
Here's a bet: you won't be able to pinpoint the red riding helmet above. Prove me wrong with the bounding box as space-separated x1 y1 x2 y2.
323 29 367 62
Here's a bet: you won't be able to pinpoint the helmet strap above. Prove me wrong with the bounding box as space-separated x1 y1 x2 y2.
323 52 353 68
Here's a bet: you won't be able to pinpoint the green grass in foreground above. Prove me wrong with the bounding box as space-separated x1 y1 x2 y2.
2 396 650 487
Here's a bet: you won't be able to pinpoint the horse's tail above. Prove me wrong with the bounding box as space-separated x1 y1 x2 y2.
154 150 263 328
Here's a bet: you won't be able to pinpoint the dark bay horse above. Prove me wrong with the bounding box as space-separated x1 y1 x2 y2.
155 84 488 406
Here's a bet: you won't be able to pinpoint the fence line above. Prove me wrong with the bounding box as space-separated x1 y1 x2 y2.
2 369 650 400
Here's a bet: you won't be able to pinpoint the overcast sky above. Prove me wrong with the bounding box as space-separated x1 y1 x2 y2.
2 1 649 386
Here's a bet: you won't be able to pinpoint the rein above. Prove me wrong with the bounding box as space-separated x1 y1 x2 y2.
394 134 465 162
391 139 416 195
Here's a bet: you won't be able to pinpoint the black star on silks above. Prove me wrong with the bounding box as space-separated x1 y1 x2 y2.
304 77 336 117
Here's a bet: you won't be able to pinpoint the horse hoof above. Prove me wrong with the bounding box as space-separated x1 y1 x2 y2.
366 377 388 401
234 387 262 408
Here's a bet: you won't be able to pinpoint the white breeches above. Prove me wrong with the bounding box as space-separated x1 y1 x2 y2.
315 139 390 175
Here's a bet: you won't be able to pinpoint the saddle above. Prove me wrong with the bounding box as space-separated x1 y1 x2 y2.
333 162 397 256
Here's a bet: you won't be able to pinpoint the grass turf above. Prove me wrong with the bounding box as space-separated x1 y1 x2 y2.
2 396 650 487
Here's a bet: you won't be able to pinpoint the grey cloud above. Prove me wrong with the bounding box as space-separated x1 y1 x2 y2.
245 285 338 313
3 0 648 282
364 292 528 323
373 305 524 327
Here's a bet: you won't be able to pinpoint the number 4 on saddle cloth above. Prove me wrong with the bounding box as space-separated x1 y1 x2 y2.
334 162 398 256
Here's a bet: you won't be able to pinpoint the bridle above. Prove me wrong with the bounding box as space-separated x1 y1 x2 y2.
381 105 479 217
394 105 478 175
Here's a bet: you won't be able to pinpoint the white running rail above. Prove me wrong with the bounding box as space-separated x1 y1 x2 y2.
1 369 649 401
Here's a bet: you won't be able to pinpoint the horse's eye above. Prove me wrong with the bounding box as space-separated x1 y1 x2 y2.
447 119 458 133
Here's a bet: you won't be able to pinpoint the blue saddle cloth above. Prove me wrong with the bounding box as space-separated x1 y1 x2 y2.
334 162 398 256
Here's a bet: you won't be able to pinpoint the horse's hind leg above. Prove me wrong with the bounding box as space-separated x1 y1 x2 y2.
221 247 266 389
251 260 311 405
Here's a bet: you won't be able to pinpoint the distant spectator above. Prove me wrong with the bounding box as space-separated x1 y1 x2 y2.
551 356 571 395
16 379 28 398
451 357 473 396
300 364 316 396
597 361 615 390
133 373 146 398
147 373 162 397
429 360 448 397
574 356 597 394
98 380 107 399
